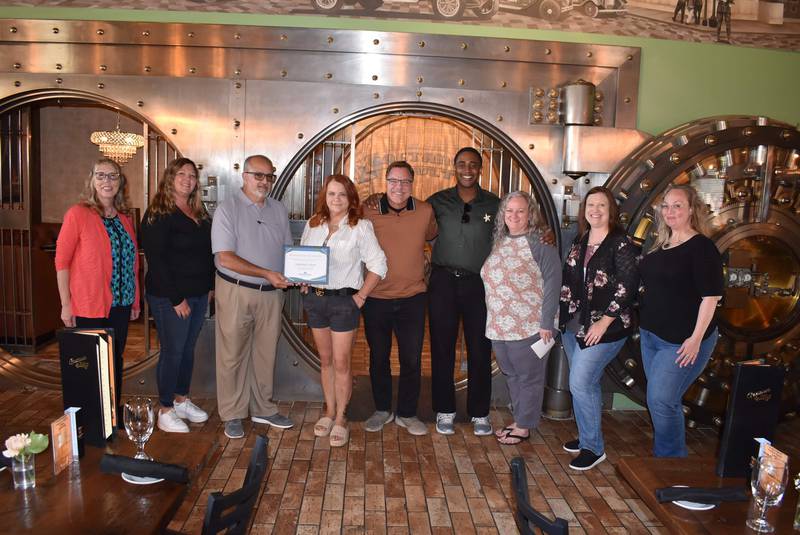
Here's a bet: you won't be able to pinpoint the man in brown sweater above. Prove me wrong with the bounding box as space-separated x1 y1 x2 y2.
362 161 438 436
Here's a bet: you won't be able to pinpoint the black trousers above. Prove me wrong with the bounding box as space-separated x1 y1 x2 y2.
76 304 132 426
428 266 492 418
362 293 426 417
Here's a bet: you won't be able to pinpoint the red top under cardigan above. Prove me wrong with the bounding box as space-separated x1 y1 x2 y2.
55 203 141 318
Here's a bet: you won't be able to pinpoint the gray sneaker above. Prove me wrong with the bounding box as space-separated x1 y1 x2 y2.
471 416 493 436
435 412 456 435
364 411 394 432
396 416 428 436
251 413 294 429
224 419 244 439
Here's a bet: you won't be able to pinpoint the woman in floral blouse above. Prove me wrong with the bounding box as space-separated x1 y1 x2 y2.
559 186 639 471
481 191 560 445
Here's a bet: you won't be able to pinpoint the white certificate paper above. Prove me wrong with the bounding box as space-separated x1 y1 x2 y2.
284 246 329 284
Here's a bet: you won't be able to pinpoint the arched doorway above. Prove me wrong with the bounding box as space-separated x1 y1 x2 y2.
274 102 559 390
0 89 178 389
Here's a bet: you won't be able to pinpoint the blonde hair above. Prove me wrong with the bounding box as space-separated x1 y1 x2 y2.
146 157 207 224
647 184 711 253
491 190 544 250
80 158 131 216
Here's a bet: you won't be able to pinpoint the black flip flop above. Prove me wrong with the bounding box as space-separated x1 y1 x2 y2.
498 432 530 445
495 426 514 438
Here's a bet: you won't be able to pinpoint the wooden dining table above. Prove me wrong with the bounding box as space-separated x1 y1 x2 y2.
618 456 799 535
0 428 221 534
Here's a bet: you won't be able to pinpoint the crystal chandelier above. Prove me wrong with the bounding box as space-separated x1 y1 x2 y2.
90 115 145 164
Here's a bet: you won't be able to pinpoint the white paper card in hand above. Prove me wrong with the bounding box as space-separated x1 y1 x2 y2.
531 337 555 359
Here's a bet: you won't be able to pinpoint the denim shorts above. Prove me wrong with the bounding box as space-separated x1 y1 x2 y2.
302 292 361 332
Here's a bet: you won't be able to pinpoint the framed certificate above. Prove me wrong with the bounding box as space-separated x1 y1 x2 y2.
284 245 330 284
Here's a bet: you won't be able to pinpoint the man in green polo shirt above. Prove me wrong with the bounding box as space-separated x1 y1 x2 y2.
427 147 500 436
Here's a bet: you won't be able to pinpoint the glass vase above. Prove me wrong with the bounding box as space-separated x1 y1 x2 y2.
11 454 36 490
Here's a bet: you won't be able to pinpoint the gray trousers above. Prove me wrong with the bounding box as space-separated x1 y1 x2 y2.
492 335 548 429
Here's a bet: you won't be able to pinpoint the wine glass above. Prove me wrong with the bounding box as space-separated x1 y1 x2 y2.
746 456 789 533
123 397 155 461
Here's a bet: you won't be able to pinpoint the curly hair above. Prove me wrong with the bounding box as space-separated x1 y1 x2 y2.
647 183 712 253
80 158 130 216
491 190 544 249
146 157 207 224
309 174 362 228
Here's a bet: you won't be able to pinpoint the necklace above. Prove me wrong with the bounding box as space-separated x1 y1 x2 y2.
663 232 695 249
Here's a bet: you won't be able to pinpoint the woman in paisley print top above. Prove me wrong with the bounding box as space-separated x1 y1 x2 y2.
56 158 140 425
558 186 639 471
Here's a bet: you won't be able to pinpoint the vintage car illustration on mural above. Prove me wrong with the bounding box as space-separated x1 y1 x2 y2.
571 0 626 18
310 0 500 19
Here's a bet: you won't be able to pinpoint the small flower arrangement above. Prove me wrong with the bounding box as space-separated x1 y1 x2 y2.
3 432 49 460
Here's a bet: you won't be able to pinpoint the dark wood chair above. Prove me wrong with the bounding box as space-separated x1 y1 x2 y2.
510 457 569 535
201 434 269 535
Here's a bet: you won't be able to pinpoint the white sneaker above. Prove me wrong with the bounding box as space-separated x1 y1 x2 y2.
158 409 189 433
435 412 456 435
174 398 209 423
396 416 428 436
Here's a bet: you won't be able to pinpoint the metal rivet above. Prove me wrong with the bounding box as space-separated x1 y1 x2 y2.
56 63 62 70
544 48 551 55
234 69 241 76
619 212 629 222
670 153 681 164
234 163 240 170
593 116 602 125
142 30 150 37
551 178 558 185
10 27 17 33
373 93 380 99
593 105 602 113
97 82 105 89
372 75 378 81
418 41 425 47
373 39 379 45
743 127 753 136
627 54 633 61
13 81 20 87
233 119 240 127
234 82 242 89
549 101 559 111
280 69 287 77
533 100 544 110
595 91 604 102
534 88 544 98
458 96 464 103
458 79 465 86
52 27 59 34
332 107 339 114
528 143 535 150
533 111 543 122
171 128 178 135
234 33 241 39
416 90 423 97
500 81 507 88
640 179 652 191
705 135 716 145
460 42 468 50
187 32 195 38
585 178 592 185
417 76 423 83
99 64 107 71
546 111 558 123
504 45 510 52
327 36 334 44
137 100 144 107
781 130 792 139
55 78 62 84
624 97 631 103
324 73 333 79
12 62 21 69
280 34 288 40
297 133 304 139
586 51 593 57
496 115 503 122
548 88 558 99
96 29 105 35
144 65 152 72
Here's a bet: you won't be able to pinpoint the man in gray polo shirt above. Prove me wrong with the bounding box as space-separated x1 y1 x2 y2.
211 154 294 439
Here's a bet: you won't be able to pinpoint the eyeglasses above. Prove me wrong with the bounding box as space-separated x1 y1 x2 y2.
94 172 120 182
244 171 277 183
461 203 472 224
387 179 413 189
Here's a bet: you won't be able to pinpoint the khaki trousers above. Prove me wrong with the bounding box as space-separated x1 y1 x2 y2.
215 274 284 421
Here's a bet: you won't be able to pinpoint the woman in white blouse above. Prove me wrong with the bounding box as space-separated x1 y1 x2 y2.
301 174 387 447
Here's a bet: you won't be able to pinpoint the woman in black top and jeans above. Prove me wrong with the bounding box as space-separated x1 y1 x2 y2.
639 184 723 457
141 158 214 433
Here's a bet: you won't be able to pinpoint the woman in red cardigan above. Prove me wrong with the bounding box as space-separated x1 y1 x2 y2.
56 158 141 424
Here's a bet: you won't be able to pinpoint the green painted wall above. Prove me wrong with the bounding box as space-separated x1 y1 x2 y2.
2 6 799 135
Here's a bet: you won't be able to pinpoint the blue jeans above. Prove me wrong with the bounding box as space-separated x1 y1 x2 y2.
640 327 718 457
148 294 208 408
562 331 626 456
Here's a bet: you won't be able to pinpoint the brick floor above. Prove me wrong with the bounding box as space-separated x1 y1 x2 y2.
2 386 799 534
